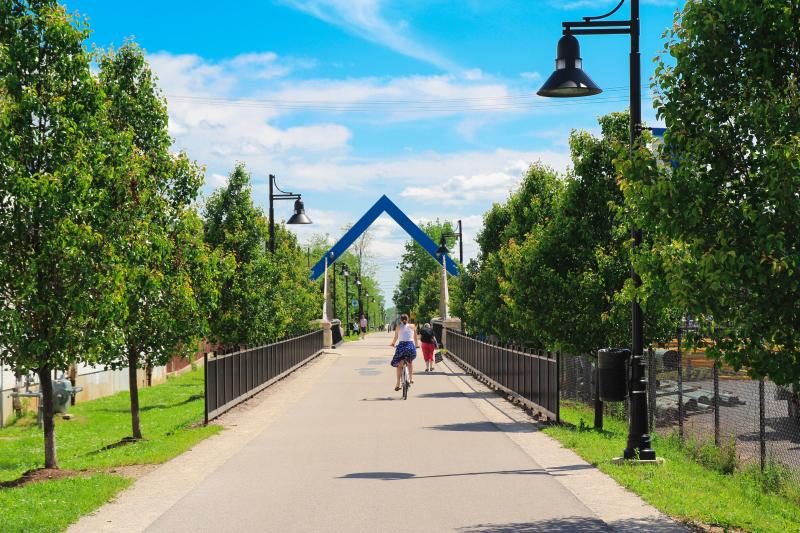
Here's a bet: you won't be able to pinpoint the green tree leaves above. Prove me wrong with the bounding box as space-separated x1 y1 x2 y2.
203 164 320 345
621 0 800 385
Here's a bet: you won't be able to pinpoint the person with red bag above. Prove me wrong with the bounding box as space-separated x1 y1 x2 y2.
419 323 438 372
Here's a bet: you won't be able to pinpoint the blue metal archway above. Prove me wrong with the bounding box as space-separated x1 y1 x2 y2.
309 195 459 280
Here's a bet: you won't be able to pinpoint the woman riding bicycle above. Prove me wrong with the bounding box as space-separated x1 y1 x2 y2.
390 314 418 391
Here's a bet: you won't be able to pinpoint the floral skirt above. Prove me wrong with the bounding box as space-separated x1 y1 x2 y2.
391 341 417 367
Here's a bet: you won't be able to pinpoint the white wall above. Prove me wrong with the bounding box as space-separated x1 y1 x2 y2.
0 362 170 427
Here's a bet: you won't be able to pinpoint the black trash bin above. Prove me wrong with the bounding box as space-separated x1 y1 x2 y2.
598 348 630 402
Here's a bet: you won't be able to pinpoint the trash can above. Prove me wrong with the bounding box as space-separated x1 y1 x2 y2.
52 379 83 414
598 348 630 402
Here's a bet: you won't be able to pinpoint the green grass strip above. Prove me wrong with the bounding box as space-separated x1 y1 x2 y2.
0 368 220 531
0 474 132 533
543 403 800 533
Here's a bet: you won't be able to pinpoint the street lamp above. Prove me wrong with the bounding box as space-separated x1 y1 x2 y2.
435 235 449 258
329 252 337 320
341 264 350 324
268 174 312 253
436 221 464 264
355 276 363 317
538 0 655 462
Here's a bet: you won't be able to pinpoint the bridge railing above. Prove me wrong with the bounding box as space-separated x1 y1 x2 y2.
445 329 559 421
204 329 325 422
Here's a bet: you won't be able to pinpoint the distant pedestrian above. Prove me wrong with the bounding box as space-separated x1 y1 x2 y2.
419 323 438 372
359 314 368 340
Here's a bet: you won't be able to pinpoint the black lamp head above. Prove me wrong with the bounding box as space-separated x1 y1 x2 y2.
435 235 449 257
287 198 312 224
537 33 602 98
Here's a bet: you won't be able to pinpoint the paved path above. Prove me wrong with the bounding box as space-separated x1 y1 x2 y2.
71 332 687 533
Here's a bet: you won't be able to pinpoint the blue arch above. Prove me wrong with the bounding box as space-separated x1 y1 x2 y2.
310 195 459 280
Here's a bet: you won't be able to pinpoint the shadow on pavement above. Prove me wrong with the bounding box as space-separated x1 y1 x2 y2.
339 468 546 481
425 421 536 433
458 516 688 533
456 516 613 532
361 397 398 401
417 391 498 400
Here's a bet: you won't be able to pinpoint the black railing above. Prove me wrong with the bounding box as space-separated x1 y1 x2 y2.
204 329 325 422
331 319 343 347
445 329 559 421
432 320 444 346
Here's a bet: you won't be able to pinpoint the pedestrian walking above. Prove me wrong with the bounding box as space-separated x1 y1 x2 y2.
419 323 438 372
359 314 368 340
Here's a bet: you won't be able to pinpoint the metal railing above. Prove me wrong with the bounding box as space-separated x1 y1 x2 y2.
445 329 560 421
204 329 325 422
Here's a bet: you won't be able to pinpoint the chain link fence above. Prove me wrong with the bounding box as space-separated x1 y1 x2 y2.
560 338 800 473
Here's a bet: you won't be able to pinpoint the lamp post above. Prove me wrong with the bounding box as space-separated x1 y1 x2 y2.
356 276 362 317
341 264 349 324
364 291 370 323
538 0 654 462
438 221 463 264
329 252 337 320
268 174 312 253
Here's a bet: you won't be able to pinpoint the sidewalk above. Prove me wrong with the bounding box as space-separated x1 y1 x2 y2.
70 332 687 533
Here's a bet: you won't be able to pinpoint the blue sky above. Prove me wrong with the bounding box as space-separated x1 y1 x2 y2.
66 0 681 301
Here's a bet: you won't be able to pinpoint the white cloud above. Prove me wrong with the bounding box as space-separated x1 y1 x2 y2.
520 71 542 81
288 148 569 193
149 51 354 183
280 0 458 71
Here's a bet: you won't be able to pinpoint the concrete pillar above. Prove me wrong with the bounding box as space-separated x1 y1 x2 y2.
313 319 333 349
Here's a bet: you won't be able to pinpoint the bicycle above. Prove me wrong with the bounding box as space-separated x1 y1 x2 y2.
399 359 411 400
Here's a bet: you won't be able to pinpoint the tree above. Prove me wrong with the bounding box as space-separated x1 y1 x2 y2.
619 0 800 384
97 42 220 440
0 0 129 468
393 220 456 321
459 163 562 342
204 164 320 345
502 115 632 353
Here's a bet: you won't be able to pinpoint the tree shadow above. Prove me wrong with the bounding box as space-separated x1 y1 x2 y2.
417 391 498 400
85 436 144 456
456 516 612 532
457 516 687 533
425 421 537 433
338 468 546 481
96 394 203 413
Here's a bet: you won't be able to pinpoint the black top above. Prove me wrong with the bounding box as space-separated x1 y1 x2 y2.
419 327 436 345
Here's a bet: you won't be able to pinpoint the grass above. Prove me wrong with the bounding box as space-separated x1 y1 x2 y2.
543 403 800 533
0 368 220 532
0 474 132 533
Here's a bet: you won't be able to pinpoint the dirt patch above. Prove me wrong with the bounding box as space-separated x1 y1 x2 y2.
682 520 747 533
104 464 159 479
0 468 84 488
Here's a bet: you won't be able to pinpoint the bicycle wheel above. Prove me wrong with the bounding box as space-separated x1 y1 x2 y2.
402 365 409 400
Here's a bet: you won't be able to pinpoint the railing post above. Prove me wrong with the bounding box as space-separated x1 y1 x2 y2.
203 351 209 425
759 378 766 471
713 361 720 446
677 326 684 443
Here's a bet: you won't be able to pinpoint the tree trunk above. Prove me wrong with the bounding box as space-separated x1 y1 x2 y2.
127 348 142 440
68 364 78 406
12 371 23 417
38 367 58 469
145 363 153 388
